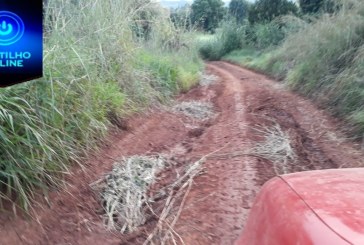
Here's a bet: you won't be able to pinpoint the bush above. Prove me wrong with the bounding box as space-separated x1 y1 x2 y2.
299 0 325 14
200 15 306 61
198 21 246 60
191 0 225 33
252 22 285 49
245 15 307 50
252 1 364 137
229 0 250 24
248 0 298 24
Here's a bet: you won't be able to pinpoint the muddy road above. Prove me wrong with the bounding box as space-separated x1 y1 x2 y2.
0 62 363 245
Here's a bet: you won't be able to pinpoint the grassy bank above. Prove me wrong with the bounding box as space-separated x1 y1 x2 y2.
221 1 364 139
0 0 202 211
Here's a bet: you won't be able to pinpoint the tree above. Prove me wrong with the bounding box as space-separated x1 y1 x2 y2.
299 0 338 14
248 0 298 24
191 0 225 32
229 0 250 23
299 0 324 14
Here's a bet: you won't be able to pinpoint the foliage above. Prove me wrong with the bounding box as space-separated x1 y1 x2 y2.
198 14 306 60
251 22 285 49
0 0 202 211
299 0 324 14
240 0 364 137
131 0 161 40
198 21 246 60
247 16 308 49
229 0 250 23
222 48 261 64
170 5 192 30
248 0 298 24
191 0 225 32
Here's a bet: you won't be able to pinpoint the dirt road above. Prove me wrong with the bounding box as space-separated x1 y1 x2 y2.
0 62 363 245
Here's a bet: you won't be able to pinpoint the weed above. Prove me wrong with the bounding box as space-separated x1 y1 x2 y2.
0 0 202 211
223 1 364 138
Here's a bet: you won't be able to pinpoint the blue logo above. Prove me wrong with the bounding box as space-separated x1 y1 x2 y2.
0 11 25 46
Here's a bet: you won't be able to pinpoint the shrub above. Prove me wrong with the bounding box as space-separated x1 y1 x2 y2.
253 0 364 137
248 0 298 24
229 0 250 24
198 21 246 60
191 0 225 33
299 0 325 14
249 15 307 49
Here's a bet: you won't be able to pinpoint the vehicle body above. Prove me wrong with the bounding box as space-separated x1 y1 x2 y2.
236 168 364 245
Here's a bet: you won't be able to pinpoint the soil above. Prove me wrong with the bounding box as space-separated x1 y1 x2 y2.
0 62 363 245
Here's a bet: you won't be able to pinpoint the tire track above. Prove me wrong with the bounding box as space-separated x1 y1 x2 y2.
207 64 259 224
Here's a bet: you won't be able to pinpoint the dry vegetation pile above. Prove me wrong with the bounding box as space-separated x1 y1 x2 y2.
173 101 215 120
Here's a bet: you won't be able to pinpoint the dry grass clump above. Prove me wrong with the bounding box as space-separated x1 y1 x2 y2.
199 74 218 86
251 124 296 175
173 101 215 120
91 154 205 244
144 159 204 245
91 156 167 233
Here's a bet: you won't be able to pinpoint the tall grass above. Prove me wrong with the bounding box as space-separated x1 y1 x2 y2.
249 16 307 50
198 14 306 61
0 0 202 211
251 0 364 137
197 21 246 60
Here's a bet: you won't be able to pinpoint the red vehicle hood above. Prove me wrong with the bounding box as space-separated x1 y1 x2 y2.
281 168 364 244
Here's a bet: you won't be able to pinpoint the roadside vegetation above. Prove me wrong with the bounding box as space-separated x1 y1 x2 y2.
0 0 202 211
3 0 364 214
194 0 364 140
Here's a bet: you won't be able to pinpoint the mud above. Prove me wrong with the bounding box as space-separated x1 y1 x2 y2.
0 62 363 245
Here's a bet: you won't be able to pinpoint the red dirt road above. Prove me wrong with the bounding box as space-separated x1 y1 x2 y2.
0 62 363 245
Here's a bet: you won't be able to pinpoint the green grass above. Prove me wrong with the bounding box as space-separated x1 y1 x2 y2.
0 0 202 212
223 49 288 80
223 1 364 138
223 48 261 65
197 21 246 60
265 2 364 137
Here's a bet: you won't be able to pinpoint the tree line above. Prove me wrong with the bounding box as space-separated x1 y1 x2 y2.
171 0 334 32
